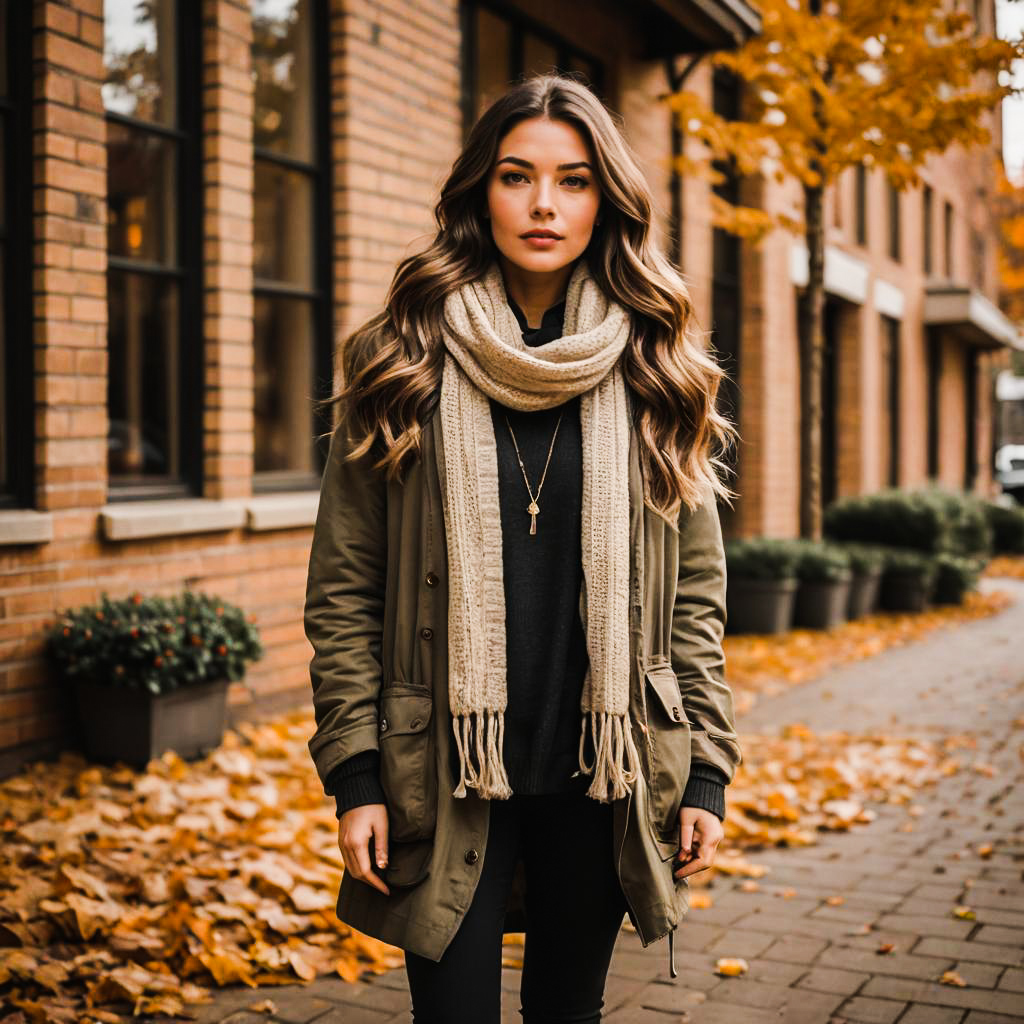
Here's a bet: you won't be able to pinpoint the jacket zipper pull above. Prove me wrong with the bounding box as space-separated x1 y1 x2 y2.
668 928 677 979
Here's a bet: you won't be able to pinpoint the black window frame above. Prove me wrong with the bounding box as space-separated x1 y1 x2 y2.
855 162 867 247
944 200 954 279
887 179 901 263
104 0 203 502
710 66 742 513
459 0 606 140
923 183 933 276
251 0 334 491
0 0 34 510
881 313 901 488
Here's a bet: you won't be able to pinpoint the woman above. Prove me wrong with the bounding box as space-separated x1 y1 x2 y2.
305 73 743 1023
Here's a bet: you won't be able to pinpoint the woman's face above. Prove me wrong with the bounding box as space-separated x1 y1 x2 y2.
485 116 602 276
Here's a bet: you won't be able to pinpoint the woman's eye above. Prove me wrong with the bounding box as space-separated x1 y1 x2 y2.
501 171 528 184
563 176 589 188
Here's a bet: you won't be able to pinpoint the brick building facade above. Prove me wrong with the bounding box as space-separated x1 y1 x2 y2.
0 0 1017 773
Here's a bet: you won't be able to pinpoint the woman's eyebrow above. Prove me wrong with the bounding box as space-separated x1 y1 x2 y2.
496 156 593 171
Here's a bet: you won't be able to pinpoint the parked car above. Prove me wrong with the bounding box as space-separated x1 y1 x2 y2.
995 444 1024 501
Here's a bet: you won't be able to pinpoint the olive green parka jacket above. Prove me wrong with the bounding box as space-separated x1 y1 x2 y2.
304 377 743 968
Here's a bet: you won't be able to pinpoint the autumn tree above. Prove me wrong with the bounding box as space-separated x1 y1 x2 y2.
996 162 1024 375
668 0 1024 538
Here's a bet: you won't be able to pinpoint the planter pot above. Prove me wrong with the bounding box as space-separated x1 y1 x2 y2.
73 677 230 767
726 577 799 635
846 569 883 619
878 572 934 613
793 578 852 630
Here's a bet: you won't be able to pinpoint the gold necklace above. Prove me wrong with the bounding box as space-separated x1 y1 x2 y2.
504 410 563 536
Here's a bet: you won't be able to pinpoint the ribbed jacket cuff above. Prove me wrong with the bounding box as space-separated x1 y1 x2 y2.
325 750 387 819
682 761 729 821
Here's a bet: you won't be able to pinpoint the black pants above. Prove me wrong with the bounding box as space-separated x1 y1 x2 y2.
405 789 629 1023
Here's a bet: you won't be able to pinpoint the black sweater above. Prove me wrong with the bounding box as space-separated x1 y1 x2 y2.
325 296 728 818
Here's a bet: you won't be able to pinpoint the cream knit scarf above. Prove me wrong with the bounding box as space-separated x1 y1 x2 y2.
439 257 641 804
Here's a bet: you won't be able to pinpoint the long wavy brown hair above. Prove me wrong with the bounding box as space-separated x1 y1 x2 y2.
328 73 738 519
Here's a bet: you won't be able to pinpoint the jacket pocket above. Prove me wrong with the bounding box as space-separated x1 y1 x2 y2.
378 688 437 843
643 664 692 844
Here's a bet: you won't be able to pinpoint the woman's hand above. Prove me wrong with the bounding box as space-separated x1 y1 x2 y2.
338 804 390 896
673 806 724 879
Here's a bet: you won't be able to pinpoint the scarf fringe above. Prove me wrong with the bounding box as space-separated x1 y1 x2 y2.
577 710 641 803
451 710 513 800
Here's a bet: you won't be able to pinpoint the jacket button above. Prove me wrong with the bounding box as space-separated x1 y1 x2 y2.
410 718 422 730
464 849 479 865
380 718 389 733
420 627 433 640
671 707 682 722
425 572 439 587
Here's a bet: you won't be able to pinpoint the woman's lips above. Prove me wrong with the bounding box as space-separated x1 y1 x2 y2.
522 234 561 248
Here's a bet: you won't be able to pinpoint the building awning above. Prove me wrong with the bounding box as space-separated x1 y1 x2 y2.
634 0 762 55
923 284 1024 352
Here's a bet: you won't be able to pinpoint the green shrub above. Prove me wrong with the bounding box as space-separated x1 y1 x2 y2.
46 590 264 696
725 538 800 580
983 500 1024 554
835 542 887 575
877 546 939 584
787 539 853 583
932 553 983 605
824 489 946 552
918 487 992 558
824 487 992 558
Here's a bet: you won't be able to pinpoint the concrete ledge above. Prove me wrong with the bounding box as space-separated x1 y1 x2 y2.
0 510 54 546
246 492 319 532
99 499 246 541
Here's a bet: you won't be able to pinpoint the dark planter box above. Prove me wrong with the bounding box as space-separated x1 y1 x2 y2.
847 569 883 619
73 677 230 767
878 572 934 613
793 578 852 630
726 577 799 635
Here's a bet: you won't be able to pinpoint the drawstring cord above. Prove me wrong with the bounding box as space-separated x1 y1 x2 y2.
668 928 677 978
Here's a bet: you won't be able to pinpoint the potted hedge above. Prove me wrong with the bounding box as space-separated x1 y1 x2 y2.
840 543 887 619
46 590 263 767
983 499 1024 555
877 549 938 612
790 540 853 630
724 538 800 635
932 553 983 605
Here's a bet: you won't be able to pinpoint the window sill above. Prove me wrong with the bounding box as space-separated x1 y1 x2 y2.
100 499 247 541
98 492 319 541
246 492 319 531
0 510 55 546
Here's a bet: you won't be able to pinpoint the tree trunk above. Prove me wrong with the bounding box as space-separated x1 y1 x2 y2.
799 182 826 540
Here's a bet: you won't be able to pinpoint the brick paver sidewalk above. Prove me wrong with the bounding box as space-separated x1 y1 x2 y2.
196 579 1024 1024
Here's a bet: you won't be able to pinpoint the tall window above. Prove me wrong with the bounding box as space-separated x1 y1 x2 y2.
855 163 867 247
462 2 604 133
887 180 901 262
972 226 985 290
880 314 901 487
252 0 331 488
710 67 742 523
944 200 954 279
0 0 32 508
922 184 933 276
103 0 201 497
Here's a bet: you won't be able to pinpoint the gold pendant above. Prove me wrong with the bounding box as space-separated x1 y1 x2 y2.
527 500 539 536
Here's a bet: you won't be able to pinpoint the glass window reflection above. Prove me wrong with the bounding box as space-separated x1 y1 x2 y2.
107 272 181 481
252 0 313 160
102 0 176 125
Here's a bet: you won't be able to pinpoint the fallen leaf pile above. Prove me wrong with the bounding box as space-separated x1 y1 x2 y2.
715 723 970 854
724 590 1013 712
0 706 990 1017
0 712 403 1021
983 555 1024 580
